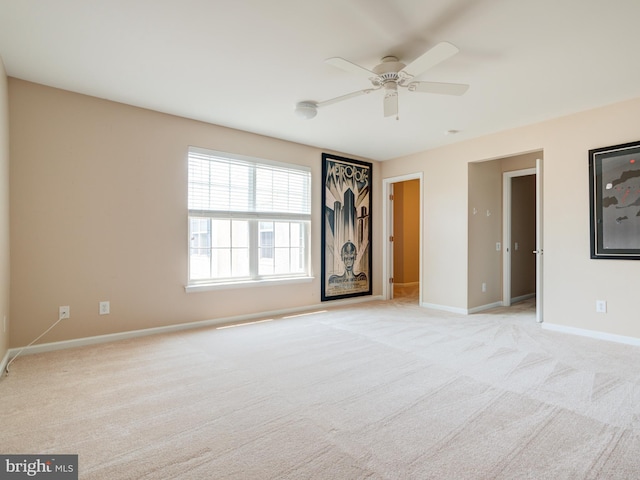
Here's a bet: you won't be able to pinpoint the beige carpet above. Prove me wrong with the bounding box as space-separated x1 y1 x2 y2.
2 297 640 479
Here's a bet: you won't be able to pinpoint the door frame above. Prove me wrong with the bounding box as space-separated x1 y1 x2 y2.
502 161 543 322
382 173 423 303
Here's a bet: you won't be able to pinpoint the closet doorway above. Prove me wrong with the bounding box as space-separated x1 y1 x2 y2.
383 173 423 304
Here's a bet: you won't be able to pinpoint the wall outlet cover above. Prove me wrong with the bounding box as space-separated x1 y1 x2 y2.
99 301 110 315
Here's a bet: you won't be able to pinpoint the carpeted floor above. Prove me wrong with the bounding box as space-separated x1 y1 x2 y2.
2 297 640 479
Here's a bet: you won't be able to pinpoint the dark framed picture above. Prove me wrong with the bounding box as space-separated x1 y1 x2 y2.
321 153 372 301
589 140 640 259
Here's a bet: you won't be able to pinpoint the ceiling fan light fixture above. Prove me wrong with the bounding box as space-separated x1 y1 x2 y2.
294 101 318 120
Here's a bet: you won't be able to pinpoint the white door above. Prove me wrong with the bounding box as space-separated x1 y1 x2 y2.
388 183 395 300
502 163 541 322
535 158 544 323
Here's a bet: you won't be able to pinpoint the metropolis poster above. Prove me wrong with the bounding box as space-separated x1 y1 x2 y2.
321 153 372 301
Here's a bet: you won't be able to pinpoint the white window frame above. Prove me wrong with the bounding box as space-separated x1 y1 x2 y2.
186 147 312 291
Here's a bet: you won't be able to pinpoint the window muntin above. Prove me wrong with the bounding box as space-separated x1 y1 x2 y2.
188 148 311 285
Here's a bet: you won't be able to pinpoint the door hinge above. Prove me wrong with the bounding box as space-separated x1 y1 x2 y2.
389 194 394 201
389 235 394 242
389 277 394 284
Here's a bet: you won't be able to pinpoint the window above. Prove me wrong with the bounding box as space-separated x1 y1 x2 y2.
188 147 311 286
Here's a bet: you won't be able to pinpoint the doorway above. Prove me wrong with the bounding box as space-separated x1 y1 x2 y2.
383 173 423 304
502 162 543 322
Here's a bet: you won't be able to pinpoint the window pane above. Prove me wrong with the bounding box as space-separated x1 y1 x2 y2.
290 222 302 247
290 247 303 272
232 247 250 277
258 221 274 274
200 219 250 279
233 220 249 247
274 247 290 274
190 248 211 279
211 219 230 247
231 221 250 277
212 249 231 278
189 217 211 279
274 222 289 247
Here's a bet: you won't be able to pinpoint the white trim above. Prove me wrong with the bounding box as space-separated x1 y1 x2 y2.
0 349 9 375
542 323 640 347
468 302 504 314
421 301 503 315
186 276 314 293
421 303 469 315
510 293 535 304
5 295 383 359
535 158 544 324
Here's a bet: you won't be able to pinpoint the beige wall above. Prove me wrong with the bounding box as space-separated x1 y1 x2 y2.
468 160 502 308
382 150 469 309
382 96 640 338
8 79 382 347
0 59 9 361
393 180 420 284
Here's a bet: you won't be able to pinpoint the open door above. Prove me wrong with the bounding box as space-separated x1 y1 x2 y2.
388 183 395 300
535 158 543 323
502 160 542 321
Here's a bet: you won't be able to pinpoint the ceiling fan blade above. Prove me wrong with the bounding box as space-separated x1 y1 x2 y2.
317 88 377 108
325 57 375 79
408 81 469 96
400 41 459 78
383 94 398 118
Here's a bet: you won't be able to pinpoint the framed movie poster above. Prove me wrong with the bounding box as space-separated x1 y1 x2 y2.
321 153 372 301
589 140 640 259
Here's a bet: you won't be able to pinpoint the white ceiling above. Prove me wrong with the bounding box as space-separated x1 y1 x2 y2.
1 0 640 161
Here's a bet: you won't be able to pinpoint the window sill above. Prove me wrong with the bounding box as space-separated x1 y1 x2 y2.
185 276 314 293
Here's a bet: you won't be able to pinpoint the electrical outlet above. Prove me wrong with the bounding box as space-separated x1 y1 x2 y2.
59 306 70 320
482 282 487 293
496 242 501 251
596 300 607 313
99 301 110 315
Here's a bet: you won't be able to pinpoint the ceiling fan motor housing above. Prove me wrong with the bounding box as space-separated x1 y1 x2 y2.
372 56 410 89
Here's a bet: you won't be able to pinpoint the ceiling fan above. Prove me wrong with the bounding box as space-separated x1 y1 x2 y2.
295 41 469 120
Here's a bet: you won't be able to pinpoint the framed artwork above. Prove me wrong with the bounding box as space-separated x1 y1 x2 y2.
321 153 372 301
589 140 640 259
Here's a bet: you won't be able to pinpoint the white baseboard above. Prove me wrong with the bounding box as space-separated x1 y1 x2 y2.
421 302 468 315
422 301 505 315
6 295 383 359
467 302 504 314
0 349 9 375
511 293 535 304
542 322 640 347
